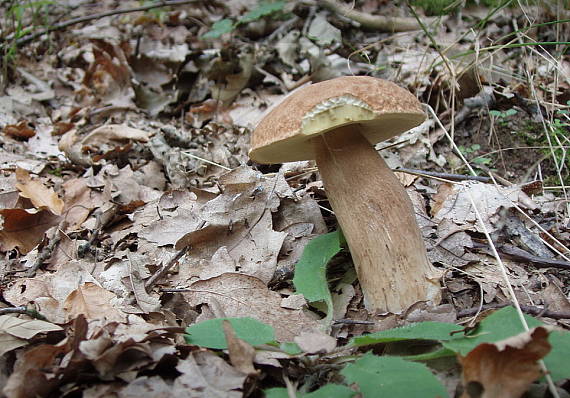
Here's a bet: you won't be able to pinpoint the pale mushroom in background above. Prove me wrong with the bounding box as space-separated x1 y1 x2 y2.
249 76 440 313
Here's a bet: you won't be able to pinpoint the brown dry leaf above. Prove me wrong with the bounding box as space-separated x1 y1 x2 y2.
223 320 257 375
0 333 28 357
81 124 149 147
174 350 246 397
15 168 64 215
0 315 62 357
126 254 161 313
117 376 179 397
183 273 320 341
175 166 291 284
62 177 106 229
81 40 135 108
2 343 65 398
0 315 62 339
3 121 36 140
63 282 126 322
459 326 551 398
0 208 60 254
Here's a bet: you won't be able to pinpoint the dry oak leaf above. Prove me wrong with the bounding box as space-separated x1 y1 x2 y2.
63 282 126 322
0 208 60 254
182 273 321 342
15 167 64 215
459 326 551 398
0 315 63 357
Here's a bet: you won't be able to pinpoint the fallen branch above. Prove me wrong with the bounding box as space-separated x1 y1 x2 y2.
473 241 570 270
458 303 570 320
0 306 48 320
318 0 435 32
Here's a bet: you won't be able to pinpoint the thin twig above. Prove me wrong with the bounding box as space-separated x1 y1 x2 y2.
27 221 67 277
395 167 491 183
4 0 200 50
145 245 191 291
0 306 48 320
457 303 570 320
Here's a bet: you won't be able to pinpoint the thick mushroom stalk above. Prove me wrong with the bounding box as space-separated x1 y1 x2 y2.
313 125 438 313
249 76 442 313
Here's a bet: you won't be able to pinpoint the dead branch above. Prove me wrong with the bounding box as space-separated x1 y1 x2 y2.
458 303 570 320
318 0 435 32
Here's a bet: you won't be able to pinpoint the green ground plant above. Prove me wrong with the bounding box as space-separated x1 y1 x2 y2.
182 233 570 396
202 0 286 39
1 0 54 90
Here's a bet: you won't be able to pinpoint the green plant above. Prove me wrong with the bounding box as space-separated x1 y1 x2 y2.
544 108 570 185
489 108 518 125
183 307 570 397
410 0 459 16
458 143 493 167
202 0 286 39
1 0 54 89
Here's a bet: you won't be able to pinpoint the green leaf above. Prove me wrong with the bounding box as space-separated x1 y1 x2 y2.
184 317 275 349
489 109 502 117
341 353 448 398
202 18 235 39
265 384 355 398
470 143 481 151
473 157 491 165
280 341 303 355
442 306 542 356
544 330 570 382
293 231 341 324
504 108 518 117
349 321 462 347
239 1 285 24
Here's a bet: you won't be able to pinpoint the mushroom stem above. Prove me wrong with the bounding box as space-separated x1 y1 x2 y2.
313 125 440 313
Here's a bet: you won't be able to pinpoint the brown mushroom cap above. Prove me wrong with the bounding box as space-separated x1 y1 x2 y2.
249 76 425 164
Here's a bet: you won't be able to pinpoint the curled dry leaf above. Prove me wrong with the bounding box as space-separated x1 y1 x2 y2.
3 121 36 140
459 326 552 398
223 320 257 375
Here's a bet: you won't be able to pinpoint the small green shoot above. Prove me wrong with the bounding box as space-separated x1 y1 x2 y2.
458 143 493 169
202 0 286 39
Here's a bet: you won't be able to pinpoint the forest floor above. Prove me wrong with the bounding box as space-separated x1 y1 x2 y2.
0 1 569 397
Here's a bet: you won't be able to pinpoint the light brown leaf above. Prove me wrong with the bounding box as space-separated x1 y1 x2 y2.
174 351 245 397
223 320 257 375
183 273 320 341
15 168 64 215
0 315 62 339
62 282 126 322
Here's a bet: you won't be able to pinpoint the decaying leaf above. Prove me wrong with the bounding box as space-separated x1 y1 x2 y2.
183 273 321 341
432 182 537 234
459 326 552 398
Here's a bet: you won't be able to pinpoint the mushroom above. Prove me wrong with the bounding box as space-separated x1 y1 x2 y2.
249 76 440 313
